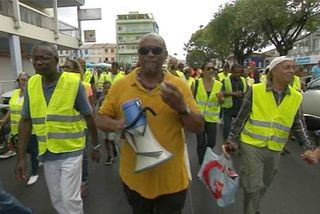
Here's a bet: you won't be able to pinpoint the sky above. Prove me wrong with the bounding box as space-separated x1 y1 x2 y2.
58 0 230 60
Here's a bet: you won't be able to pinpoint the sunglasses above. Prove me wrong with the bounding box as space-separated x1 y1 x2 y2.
138 47 163 55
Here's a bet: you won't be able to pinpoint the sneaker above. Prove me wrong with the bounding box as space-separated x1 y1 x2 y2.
27 175 39 185
104 156 113 165
0 150 16 159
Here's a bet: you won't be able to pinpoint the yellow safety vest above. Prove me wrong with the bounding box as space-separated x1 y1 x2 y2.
291 75 301 92
195 78 222 122
83 69 93 83
187 77 195 88
247 77 255 87
260 74 267 83
28 73 85 155
240 83 302 151
94 72 110 91
223 76 247 108
218 72 231 81
109 72 125 83
9 89 23 135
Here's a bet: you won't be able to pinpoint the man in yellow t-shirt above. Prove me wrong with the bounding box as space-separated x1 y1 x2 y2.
96 33 204 214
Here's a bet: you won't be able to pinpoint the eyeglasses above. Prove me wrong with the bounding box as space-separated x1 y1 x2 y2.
138 47 163 55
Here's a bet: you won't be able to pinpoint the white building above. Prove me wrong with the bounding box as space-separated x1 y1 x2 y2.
0 0 82 93
116 11 159 65
288 29 320 68
80 43 117 64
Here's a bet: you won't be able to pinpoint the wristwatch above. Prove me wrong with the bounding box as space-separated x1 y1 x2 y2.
178 106 191 116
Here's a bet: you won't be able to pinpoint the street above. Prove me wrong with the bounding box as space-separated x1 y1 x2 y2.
1 128 320 214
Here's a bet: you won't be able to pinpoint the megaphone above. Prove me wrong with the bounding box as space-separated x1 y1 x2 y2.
122 99 172 173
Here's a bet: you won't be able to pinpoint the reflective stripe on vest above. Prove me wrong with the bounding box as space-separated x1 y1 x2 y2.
195 78 222 122
223 76 247 108
240 83 302 151
9 89 23 135
28 73 85 155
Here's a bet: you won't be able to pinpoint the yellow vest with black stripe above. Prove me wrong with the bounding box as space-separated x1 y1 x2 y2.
28 73 85 155
291 75 301 91
9 89 23 135
240 83 302 151
223 76 247 108
195 78 222 122
83 69 93 83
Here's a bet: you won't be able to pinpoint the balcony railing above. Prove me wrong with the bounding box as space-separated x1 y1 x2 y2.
59 21 79 39
0 0 79 39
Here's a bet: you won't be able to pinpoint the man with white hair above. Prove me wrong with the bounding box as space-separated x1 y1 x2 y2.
222 56 315 214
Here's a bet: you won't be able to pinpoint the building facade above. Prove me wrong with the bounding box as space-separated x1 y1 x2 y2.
288 29 320 69
116 11 159 65
81 43 116 64
0 0 82 93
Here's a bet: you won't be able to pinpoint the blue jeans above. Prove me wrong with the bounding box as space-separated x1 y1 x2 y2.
0 180 32 214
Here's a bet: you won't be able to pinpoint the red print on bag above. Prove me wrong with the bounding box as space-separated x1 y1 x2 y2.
202 160 224 199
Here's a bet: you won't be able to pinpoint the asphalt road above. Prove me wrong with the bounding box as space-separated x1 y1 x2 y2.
1 125 320 214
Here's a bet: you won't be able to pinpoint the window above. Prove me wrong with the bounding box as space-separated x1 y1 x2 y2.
105 48 108 53
313 39 320 51
111 57 115 62
118 26 122 31
111 48 115 53
84 49 88 54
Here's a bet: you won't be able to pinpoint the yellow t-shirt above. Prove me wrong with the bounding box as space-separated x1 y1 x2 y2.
99 68 199 199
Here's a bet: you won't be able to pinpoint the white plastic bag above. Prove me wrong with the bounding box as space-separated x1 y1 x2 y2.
197 147 239 207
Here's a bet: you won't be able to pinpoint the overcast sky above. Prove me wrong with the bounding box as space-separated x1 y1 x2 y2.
58 0 230 60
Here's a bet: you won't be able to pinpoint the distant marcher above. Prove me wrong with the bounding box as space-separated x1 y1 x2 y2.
0 73 40 186
222 64 248 139
193 62 223 164
190 61 202 79
183 66 195 88
97 81 119 165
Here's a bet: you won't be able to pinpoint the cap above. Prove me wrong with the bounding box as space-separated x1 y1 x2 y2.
267 56 294 71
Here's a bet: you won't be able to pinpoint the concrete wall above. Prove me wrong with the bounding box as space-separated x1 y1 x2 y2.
0 56 35 93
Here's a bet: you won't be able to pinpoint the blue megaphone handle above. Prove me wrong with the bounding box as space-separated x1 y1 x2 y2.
124 107 156 130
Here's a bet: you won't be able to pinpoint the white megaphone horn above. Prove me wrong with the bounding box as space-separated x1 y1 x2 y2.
122 99 172 173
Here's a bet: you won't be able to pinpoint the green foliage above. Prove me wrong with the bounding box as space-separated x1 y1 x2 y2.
241 0 320 55
186 0 320 63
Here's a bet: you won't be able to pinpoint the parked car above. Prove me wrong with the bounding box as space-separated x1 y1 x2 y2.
302 77 320 145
